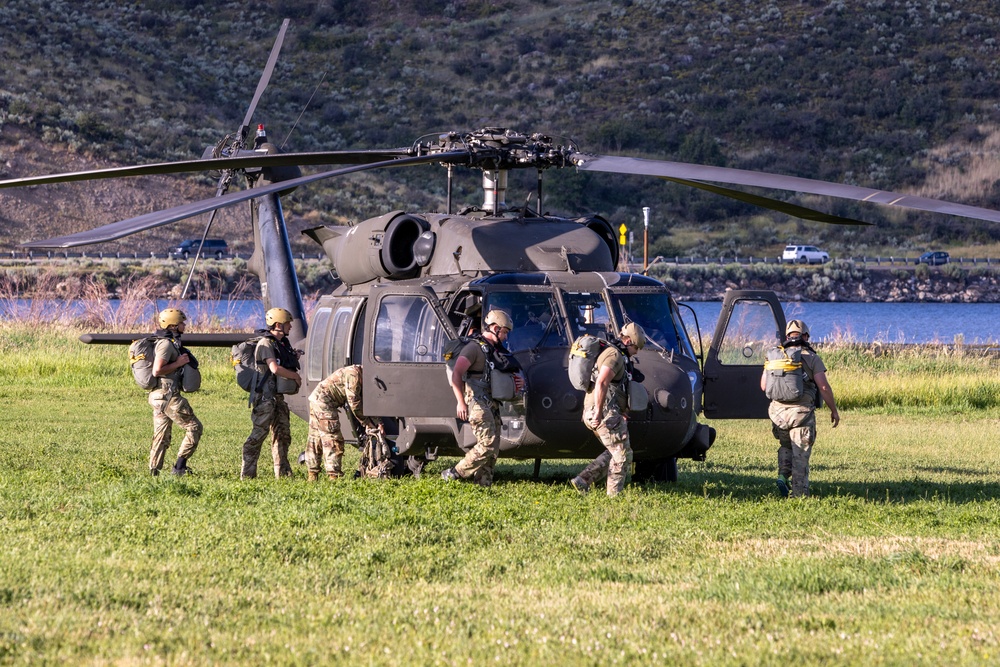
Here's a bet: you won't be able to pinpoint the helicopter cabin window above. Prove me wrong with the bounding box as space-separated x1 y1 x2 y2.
610 292 696 358
715 299 781 366
307 307 332 381
563 292 613 340
373 295 447 364
328 305 357 374
485 292 565 352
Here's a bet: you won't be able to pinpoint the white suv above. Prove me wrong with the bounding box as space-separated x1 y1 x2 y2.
782 245 829 264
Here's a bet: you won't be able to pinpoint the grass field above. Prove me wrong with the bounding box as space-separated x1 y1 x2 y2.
1 325 999 665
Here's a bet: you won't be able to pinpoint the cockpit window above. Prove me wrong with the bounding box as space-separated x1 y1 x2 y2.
610 292 695 357
484 292 566 352
563 292 614 340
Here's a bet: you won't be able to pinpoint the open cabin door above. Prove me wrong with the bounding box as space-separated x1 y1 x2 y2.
703 290 786 419
363 284 458 418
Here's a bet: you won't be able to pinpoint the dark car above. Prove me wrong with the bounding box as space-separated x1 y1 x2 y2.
171 238 229 259
917 251 949 266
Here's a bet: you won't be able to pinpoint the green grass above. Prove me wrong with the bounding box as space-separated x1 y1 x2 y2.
2 325 1000 665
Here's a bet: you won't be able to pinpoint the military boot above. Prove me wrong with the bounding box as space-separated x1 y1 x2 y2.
307 471 319 482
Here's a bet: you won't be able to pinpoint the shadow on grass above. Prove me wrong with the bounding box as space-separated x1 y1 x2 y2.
489 459 1000 504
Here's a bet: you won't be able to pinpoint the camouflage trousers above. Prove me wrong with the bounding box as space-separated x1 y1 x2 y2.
578 407 633 497
148 389 202 473
454 394 501 487
305 405 345 478
768 402 817 498
241 396 292 479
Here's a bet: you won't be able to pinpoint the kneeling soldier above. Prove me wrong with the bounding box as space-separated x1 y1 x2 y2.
305 364 381 481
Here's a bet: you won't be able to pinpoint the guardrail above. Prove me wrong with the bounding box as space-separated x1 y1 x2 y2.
634 255 996 270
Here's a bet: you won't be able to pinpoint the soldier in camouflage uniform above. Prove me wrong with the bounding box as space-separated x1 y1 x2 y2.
305 364 381 481
570 322 646 498
148 308 202 477
240 308 302 479
760 319 840 498
441 309 522 487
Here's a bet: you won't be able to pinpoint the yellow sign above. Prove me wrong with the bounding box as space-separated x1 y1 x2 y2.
619 223 627 245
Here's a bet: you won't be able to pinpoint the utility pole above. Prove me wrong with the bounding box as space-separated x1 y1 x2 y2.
642 206 650 272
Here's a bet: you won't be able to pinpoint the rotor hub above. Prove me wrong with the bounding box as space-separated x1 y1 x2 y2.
425 128 576 171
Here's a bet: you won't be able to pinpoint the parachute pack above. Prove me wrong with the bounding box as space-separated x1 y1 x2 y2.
567 334 608 391
128 336 161 391
763 345 806 402
443 335 523 401
442 335 482 380
129 335 199 392
231 334 268 393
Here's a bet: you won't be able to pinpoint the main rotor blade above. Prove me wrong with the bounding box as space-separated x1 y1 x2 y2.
20 151 470 248
575 154 1000 225
663 177 871 226
0 149 414 190
239 18 290 143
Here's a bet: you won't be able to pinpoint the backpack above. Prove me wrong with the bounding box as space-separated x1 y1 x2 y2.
357 429 396 479
231 334 268 392
443 335 477 381
568 334 608 391
764 345 805 402
128 336 161 390
443 335 523 400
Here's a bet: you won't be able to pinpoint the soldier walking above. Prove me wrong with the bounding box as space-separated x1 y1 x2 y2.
570 322 646 497
240 308 302 479
148 308 202 476
441 309 522 487
760 319 840 498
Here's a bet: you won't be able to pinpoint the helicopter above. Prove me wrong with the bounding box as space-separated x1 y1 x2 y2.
6 20 1000 482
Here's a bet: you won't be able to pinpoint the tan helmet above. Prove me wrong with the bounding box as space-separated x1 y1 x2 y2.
484 309 514 331
786 319 810 337
265 307 293 327
620 322 646 350
158 308 186 329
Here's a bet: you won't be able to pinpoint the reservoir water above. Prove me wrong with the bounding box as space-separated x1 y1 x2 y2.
680 301 1000 344
3 298 999 344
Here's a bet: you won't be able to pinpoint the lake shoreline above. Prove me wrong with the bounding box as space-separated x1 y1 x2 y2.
2 259 1000 303
654 265 1000 303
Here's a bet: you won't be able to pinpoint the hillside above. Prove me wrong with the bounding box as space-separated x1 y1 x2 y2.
2 0 1000 257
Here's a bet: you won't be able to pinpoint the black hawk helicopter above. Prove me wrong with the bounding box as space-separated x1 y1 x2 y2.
6 20 1000 481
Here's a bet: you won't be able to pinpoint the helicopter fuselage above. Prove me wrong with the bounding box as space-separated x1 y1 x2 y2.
291 267 714 464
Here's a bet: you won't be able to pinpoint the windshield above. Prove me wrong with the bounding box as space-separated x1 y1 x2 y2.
484 291 566 352
562 292 614 341
610 292 696 357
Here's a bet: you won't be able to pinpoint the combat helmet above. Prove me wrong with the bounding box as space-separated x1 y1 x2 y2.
265 307 293 327
484 309 514 331
158 308 186 329
786 319 810 338
620 321 646 350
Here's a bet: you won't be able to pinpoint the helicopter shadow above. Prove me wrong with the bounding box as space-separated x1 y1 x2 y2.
490 460 1000 504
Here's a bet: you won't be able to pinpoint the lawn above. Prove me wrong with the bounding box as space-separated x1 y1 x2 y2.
1 325 999 665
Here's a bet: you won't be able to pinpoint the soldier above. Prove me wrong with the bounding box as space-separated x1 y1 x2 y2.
148 308 202 476
240 307 302 479
441 309 522 487
570 322 646 497
305 364 381 481
760 319 840 498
